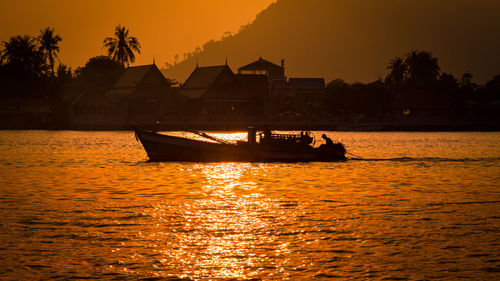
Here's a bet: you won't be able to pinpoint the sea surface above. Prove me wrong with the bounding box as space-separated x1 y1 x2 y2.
0 131 499 280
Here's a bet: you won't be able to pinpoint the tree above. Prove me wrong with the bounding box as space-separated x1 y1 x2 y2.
386 56 406 85
38 27 62 75
439 72 459 92
485 74 500 92
74 56 125 92
56 64 73 80
103 25 141 67
1 35 46 75
404 50 440 86
482 74 500 102
0 35 50 99
460 71 476 90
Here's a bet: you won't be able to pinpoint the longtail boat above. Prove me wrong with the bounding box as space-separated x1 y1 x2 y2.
134 127 346 162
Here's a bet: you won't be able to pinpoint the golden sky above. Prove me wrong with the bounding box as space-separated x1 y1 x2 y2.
0 0 276 69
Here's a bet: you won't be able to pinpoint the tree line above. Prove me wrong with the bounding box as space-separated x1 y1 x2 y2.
0 25 141 101
324 50 500 123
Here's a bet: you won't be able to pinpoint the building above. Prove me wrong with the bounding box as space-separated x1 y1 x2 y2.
237 57 327 120
238 57 285 81
72 64 178 128
181 64 268 121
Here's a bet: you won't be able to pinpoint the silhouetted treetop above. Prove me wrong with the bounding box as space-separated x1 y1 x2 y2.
38 27 62 76
75 56 125 92
386 57 406 86
103 25 141 67
0 35 50 98
384 50 441 89
404 50 440 86
1 35 47 75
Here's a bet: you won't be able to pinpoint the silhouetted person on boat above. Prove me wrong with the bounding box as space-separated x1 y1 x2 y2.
318 134 346 159
322 134 333 146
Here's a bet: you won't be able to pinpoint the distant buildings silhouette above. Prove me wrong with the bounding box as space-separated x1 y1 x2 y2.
1 53 499 130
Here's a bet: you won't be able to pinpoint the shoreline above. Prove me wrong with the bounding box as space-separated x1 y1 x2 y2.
1 123 499 132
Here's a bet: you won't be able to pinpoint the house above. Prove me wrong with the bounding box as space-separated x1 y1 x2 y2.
234 73 269 116
71 64 179 128
181 64 267 120
237 57 327 120
181 65 237 100
238 57 286 81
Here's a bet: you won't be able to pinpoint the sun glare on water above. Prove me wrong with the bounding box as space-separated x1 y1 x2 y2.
143 161 286 279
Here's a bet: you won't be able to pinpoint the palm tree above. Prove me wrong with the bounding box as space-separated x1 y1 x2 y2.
404 50 440 84
38 27 62 75
103 25 141 67
1 35 46 74
386 56 406 85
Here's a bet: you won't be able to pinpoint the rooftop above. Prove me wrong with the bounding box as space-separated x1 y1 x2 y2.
113 64 162 89
183 65 230 89
238 57 283 72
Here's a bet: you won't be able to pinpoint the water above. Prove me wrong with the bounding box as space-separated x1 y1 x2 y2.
0 131 499 280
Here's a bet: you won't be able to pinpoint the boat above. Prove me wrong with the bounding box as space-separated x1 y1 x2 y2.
134 126 347 162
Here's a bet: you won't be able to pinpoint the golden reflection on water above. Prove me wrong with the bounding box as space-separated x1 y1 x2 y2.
172 163 275 279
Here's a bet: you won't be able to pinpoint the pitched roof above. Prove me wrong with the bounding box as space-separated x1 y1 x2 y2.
238 57 283 72
289 78 325 89
106 64 171 102
182 65 229 89
113 64 158 88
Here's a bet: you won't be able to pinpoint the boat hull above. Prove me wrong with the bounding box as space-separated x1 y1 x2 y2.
135 130 346 162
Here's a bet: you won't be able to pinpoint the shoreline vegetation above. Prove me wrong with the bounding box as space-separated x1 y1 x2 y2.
2 123 499 132
1 26 499 132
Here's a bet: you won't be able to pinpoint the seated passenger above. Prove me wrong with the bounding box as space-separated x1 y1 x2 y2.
322 134 334 146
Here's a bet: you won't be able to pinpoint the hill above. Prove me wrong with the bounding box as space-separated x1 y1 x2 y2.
162 0 500 84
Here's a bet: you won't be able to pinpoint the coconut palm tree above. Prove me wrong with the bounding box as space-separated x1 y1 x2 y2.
1 35 46 74
38 27 62 76
103 25 141 67
1 35 49 98
404 50 440 85
386 56 406 85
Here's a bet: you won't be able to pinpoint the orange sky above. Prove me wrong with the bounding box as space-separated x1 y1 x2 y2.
0 0 276 69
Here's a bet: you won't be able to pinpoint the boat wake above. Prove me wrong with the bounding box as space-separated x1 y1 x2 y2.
348 156 500 163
